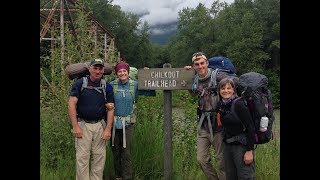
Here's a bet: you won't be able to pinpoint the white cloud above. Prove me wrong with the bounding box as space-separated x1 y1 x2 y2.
112 0 234 35
143 7 177 26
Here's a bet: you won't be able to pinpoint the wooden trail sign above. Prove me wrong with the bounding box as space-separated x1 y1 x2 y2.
138 68 195 90
138 65 195 179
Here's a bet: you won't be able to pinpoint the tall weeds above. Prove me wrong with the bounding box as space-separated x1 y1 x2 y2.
41 90 280 179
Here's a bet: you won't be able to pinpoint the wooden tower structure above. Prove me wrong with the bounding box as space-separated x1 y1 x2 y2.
40 0 117 70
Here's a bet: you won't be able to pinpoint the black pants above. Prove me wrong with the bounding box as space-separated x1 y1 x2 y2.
111 125 134 180
224 142 256 180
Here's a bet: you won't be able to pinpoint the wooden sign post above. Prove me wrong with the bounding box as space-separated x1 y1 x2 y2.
138 64 194 180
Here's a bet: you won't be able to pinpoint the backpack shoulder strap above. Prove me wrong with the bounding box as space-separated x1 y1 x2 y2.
208 68 218 88
113 78 135 102
192 74 199 92
231 97 246 131
100 79 107 102
128 78 135 102
81 76 88 92
113 78 136 105
192 69 217 94
231 97 242 116
81 76 106 101
113 78 119 95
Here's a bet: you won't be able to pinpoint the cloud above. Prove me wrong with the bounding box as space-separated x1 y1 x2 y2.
150 23 178 35
142 7 178 26
112 0 234 35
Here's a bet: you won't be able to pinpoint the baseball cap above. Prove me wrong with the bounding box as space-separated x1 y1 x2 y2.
90 58 104 66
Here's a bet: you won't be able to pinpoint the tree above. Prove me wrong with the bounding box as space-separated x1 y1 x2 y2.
213 0 268 74
132 21 153 68
168 3 215 67
254 0 280 72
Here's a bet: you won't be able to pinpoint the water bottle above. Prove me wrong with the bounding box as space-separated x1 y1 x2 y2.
259 116 269 132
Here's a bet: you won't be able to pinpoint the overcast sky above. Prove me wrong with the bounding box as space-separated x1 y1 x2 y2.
111 0 234 35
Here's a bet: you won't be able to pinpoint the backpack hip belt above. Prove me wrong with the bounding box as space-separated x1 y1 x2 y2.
115 115 135 123
197 112 214 142
225 133 247 145
112 116 133 148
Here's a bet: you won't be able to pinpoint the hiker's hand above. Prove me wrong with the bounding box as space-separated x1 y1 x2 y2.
106 103 114 110
184 66 192 70
73 125 83 138
243 150 254 165
102 129 111 140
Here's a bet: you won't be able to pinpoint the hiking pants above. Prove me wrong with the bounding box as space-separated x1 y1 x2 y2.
197 129 226 180
111 125 134 180
75 120 106 180
224 142 256 180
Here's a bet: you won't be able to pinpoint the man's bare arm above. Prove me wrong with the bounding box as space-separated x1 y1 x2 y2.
102 103 114 140
68 96 82 138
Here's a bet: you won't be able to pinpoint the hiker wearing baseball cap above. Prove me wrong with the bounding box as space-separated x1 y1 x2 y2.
88 59 105 80
90 58 105 67
68 58 114 180
185 52 226 180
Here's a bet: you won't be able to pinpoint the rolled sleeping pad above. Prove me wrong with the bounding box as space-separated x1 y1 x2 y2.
65 62 113 80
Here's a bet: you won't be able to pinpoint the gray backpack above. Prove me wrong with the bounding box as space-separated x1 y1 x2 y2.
80 76 107 101
235 72 275 144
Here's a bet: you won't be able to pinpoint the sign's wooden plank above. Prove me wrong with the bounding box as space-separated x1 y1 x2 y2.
138 68 195 90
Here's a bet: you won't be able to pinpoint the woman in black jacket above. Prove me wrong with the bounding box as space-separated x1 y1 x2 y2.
216 78 256 180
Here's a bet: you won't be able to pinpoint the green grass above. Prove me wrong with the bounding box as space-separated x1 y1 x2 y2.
255 109 280 180
40 90 280 179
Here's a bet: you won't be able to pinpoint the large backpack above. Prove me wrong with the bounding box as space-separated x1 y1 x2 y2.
208 56 237 74
232 72 275 144
129 67 138 80
65 61 112 80
81 76 107 101
207 56 238 83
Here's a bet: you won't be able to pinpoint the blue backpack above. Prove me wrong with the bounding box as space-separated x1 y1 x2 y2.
208 56 237 74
